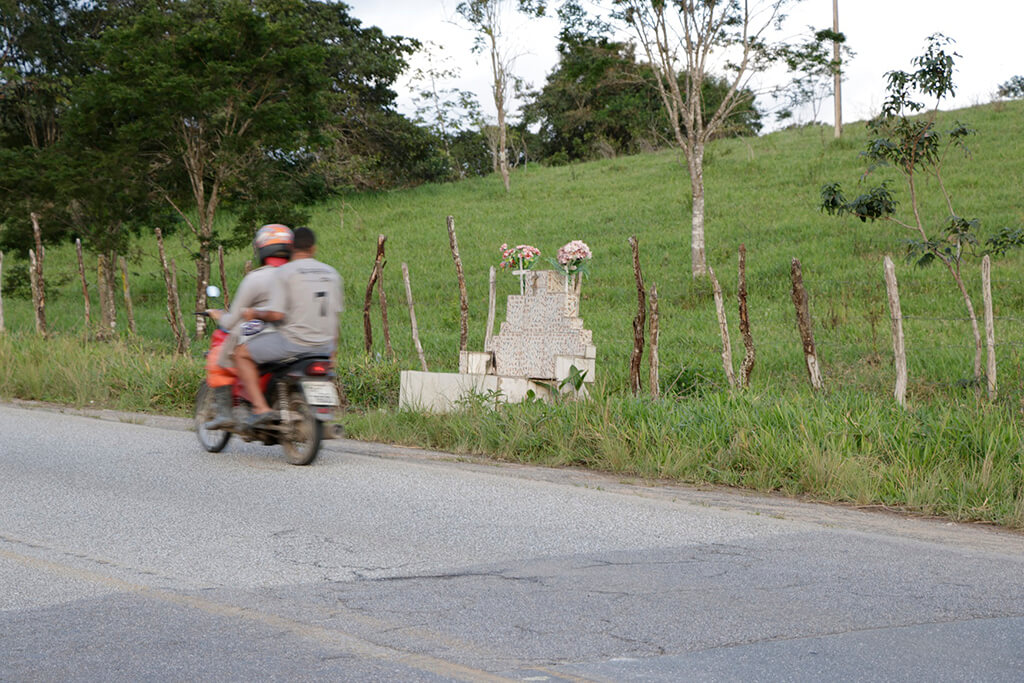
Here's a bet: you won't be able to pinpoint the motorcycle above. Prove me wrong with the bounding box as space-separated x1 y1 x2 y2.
193 286 342 465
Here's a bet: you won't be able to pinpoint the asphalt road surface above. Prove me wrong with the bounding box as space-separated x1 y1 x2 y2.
2 402 1023 681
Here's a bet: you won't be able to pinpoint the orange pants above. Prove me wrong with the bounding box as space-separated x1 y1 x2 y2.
205 330 236 388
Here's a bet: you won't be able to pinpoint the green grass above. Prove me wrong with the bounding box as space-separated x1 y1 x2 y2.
3 100 1024 526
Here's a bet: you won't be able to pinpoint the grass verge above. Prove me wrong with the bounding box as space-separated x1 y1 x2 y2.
344 388 1024 529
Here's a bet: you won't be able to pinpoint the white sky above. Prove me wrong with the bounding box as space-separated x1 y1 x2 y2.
345 0 1023 131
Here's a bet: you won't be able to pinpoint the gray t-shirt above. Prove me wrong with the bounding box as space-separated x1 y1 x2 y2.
218 265 281 331
268 257 344 347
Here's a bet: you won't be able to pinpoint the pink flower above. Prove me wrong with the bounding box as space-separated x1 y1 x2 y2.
499 242 541 269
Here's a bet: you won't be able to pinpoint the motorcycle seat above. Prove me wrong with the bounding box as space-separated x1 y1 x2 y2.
257 352 331 373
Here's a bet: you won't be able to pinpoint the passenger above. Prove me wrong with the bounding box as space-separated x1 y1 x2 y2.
202 224 293 430
233 226 343 427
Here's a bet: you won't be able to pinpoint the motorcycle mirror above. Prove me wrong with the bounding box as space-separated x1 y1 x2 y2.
206 285 222 299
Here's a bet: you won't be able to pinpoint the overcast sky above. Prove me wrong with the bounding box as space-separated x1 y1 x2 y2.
345 1 1023 132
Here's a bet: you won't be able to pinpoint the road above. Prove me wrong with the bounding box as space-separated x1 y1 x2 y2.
1 401 1023 681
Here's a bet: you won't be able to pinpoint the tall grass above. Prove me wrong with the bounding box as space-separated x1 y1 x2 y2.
345 389 1024 528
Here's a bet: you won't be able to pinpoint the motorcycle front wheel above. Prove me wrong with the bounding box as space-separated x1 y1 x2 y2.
279 389 322 466
194 382 232 453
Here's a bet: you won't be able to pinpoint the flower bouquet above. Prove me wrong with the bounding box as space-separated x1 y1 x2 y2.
499 243 541 294
553 239 592 294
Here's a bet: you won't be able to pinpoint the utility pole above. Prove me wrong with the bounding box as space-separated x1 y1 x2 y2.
833 0 842 138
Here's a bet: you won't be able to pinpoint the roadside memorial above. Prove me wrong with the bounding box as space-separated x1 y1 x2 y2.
400 238 595 413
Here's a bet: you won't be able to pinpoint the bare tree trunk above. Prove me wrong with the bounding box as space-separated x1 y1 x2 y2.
486 16 511 193
628 236 646 396
708 264 737 389
29 213 46 337
485 266 497 350
790 258 823 391
194 247 210 338
883 256 907 407
120 256 136 335
363 235 386 354
218 245 230 309
447 216 469 353
96 252 117 340
982 254 997 401
156 228 189 354
0 250 5 334
244 260 252 276
402 262 428 372
832 0 843 139
75 239 91 329
738 244 755 387
649 283 660 399
689 146 708 277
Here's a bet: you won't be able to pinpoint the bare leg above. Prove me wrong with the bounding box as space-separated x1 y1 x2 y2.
233 343 272 414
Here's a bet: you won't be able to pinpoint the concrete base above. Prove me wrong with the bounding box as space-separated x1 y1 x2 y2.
400 371 563 413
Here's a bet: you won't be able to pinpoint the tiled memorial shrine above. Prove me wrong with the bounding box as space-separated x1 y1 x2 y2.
399 270 596 412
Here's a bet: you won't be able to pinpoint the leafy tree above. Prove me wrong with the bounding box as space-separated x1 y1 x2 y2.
613 0 799 277
523 27 762 163
408 43 490 180
775 27 854 130
821 35 1002 385
70 0 416 330
996 75 1024 100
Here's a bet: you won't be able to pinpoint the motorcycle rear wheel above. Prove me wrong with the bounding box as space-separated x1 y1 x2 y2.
194 382 232 453
279 389 322 466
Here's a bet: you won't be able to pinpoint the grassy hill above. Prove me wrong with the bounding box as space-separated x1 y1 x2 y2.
3 99 1024 526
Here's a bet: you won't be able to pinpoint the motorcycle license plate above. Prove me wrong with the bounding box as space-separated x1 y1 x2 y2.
301 381 339 406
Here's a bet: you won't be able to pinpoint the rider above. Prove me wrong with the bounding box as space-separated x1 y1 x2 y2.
203 224 293 430
232 226 344 427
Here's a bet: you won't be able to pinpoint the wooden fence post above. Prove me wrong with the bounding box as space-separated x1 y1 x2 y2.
29 249 46 337
29 212 46 337
402 262 428 372
708 264 737 389
156 228 189 354
982 254 997 401
169 258 188 353
790 258 823 391
738 244 755 388
376 238 393 359
628 236 645 396
485 266 497 351
0 250 5 334
883 256 907 407
363 234 386 354
649 283 660 399
75 239 91 329
447 216 469 353
120 256 136 335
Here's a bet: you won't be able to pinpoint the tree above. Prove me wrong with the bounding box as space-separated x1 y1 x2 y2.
613 0 797 277
523 15 762 163
775 27 853 129
820 35 993 385
456 0 543 193
408 43 489 180
73 0 349 332
996 75 1024 100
